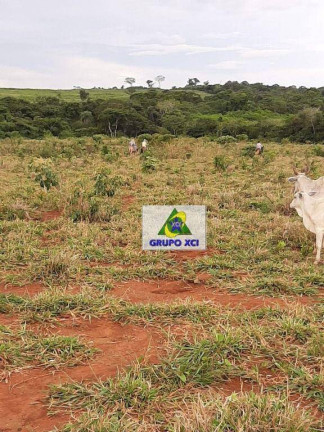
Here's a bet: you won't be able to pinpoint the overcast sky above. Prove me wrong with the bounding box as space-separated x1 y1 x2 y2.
0 0 323 89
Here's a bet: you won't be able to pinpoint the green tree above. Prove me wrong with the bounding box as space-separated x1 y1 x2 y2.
155 75 165 88
79 89 89 101
80 110 93 124
124 77 135 87
187 78 200 86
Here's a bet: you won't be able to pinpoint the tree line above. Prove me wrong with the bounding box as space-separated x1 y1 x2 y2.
0 81 323 142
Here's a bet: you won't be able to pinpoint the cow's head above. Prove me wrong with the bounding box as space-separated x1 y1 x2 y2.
290 191 316 217
290 192 303 209
288 164 311 192
288 163 310 182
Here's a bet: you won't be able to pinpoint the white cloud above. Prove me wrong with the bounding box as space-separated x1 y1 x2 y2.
0 0 323 88
200 31 241 40
240 48 291 58
129 43 242 56
0 66 51 88
128 43 292 59
1 56 203 89
208 61 243 70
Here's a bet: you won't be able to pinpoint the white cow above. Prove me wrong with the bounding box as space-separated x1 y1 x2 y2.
290 192 324 264
288 165 324 196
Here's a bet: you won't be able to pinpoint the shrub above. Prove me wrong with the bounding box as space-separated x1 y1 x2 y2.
214 155 229 171
93 134 106 143
216 135 236 144
67 188 117 222
29 158 59 191
142 155 159 172
39 142 58 158
137 134 152 142
93 169 112 196
281 137 291 145
241 145 256 158
152 133 174 143
236 133 249 141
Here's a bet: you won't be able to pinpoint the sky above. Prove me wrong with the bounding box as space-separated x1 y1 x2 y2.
0 0 323 89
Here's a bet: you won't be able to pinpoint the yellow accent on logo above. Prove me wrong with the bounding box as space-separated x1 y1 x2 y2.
164 211 187 238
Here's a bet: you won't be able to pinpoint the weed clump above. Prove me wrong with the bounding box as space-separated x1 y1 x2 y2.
214 155 229 171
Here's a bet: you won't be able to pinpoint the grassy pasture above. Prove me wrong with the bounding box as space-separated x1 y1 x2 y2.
0 87 211 102
0 88 131 102
0 136 323 431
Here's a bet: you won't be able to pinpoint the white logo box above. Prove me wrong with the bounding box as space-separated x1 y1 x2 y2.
142 205 206 250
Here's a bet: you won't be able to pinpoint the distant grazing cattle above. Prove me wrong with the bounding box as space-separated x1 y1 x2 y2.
288 164 324 196
290 191 324 264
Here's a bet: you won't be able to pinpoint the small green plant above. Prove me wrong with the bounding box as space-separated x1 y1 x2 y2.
214 155 229 171
313 145 324 157
29 158 58 191
93 170 124 196
142 155 158 172
249 201 272 214
241 145 256 158
93 169 112 196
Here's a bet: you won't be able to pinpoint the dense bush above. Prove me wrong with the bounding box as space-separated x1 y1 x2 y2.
236 133 249 141
216 135 236 144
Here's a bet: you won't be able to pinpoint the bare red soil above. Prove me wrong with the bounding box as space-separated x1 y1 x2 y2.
167 248 225 262
111 279 315 309
41 210 63 222
0 282 44 297
0 314 20 327
122 195 135 211
216 377 256 395
0 318 164 432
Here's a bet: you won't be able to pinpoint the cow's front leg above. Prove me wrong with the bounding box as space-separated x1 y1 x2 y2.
314 231 324 264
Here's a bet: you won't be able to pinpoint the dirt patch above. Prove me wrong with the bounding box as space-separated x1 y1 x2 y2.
216 377 257 395
111 279 315 309
0 314 20 327
0 318 164 432
122 195 135 211
41 210 63 222
0 282 44 297
167 248 225 262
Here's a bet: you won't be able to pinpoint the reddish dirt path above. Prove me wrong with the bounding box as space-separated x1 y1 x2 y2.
0 318 164 432
111 279 315 309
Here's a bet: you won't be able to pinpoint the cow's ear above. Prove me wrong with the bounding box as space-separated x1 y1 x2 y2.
308 191 316 196
288 177 297 182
